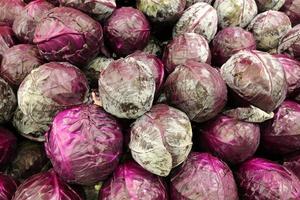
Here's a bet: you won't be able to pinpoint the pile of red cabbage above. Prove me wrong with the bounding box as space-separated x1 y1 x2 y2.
0 0 300 199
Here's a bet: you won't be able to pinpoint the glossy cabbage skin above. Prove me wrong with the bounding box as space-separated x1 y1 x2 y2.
0 127 17 166
0 173 17 200
129 104 193 176
12 170 83 200
98 57 155 119
236 158 300 200
0 78 16 124
221 50 287 112
13 0 54 43
262 100 300 155
99 161 168 200
164 61 227 123
163 33 211 73
45 104 123 185
200 115 260 164
170 152 238 200
104 7 150 56
0 44 44 88
34 7 103 66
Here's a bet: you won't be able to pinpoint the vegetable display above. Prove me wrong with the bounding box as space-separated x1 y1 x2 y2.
1 1 300 199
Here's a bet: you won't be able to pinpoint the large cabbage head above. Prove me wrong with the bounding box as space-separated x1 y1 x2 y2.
262 100 300 155
33 7 103 66
98 57 155 119
59 0 116 21
278 24 300 61
163 33 211 73
0 127 17 166
221 50 287 112
170 152 238 200
104 7 150 56
45 104 123 185
274 54 300 97
127 51 165 93
0 44 44 88
214 0 257 28
13 0 54 43
12 170 83 200
236 158 300 200
164 61 227 123
129 104 193 176
136 0 186 23
200 115 260 164
247 10 291 51
212 27 256 66
99 161 168 200
17 62 89 141
173 2 218 42
255 0 285 11
0 0 25 25
0 25 17 62
0 173 17 200
281 0 300 26
8 141 48 181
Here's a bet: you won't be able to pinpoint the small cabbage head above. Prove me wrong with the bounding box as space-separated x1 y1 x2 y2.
278 24 300 61
136 0 186 23
0 127 17 166
164 61 227 123
281 0 300 26
17 62 89 141
212 27 256 66
274 54 300 97
0 25 17 62
59 0 116 21
98 57 156 119
214 0 257 28
33 7 103 66
236 158 300 200
162 33 211 73
247 10 291 51
104 7 150 56
45 104 123 185
99 161 168 200
173 2 218 42
0 0 25 25
8 141 48 181
129 104 193 176
255 0 285 11
221 50 287 112
200 115 260 164
0 174 17 200
170 152 238 200
262 100 300 155
0 44 44 88
12 170 83 200
0 78 16 123
83 56 114 88
13 0 54 43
